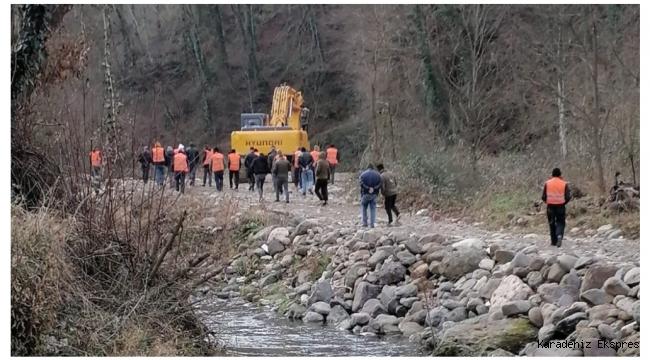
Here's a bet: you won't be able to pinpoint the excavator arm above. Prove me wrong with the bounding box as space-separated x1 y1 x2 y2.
268 85 304 129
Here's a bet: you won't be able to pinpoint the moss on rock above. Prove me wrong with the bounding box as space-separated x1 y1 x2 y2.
431 315 537 356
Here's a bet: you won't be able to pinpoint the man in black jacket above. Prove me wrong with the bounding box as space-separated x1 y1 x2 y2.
137 146 152 184
244 147 257 191
185 142 200 186
298 147 314 196
250 153 269 201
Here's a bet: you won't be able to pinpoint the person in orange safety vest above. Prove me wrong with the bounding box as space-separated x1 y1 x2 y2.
541 168 571 248
326 144 340 185
173 148 189 194
89 147 102 190
209 147 226 192
202 145 213 187
228 149 241 190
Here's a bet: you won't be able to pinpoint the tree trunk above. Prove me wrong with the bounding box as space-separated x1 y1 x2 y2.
589 6 606 193
212 5 233 86
556 17 567 158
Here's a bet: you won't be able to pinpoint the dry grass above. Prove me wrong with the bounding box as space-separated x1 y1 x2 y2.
378 141 640 237
10 179 269 356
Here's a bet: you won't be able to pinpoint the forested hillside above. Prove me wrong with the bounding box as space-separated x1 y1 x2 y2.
12 4 639 208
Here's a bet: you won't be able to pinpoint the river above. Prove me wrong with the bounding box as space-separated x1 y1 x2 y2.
195 296 421 356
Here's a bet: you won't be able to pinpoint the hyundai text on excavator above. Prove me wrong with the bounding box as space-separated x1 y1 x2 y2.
230 84 311 182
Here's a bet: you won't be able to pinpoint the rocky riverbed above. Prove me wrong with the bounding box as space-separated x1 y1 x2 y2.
208 209 640 356
110 174 638 356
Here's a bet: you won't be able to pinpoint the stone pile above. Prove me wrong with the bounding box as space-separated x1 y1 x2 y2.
216 217 640 357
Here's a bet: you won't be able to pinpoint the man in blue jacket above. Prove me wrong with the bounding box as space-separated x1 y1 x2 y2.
359 163 382 227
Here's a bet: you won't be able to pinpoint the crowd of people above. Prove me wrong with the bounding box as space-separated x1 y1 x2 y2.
130 143 342 202
89 143 407 229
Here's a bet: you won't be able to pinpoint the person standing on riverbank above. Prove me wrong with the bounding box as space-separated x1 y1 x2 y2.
152 142 166 186
185 142 200 186
89 147 102 191
377 163 401 226
202 145 213 187
251 153 269 201
298 147 314 196
293 146 302 190
210 147 226 192
272 151 291 203
359 164 382 228
244 147 257 191
173 148 189 194
228 149 241 190
138 146 152 184
542 168 571 247
326 144 340 185
315 151 330 205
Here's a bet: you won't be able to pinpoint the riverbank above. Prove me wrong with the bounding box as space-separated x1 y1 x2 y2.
208 194 640 356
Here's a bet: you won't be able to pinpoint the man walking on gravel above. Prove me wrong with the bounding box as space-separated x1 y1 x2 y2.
202 145 213 187
542 168 571 247
315 151 331 205
359 163 382 228
173 148 189 194
185 142 200 186
137 146 152 184
244 147 257 191
272 151 291 203
326 144 340 185
377 163 401 226
251 153 269 201
298 147 314 196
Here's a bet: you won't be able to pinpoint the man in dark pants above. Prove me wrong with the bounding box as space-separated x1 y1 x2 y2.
244 147 257 191
542 168 571 247
272 151 291 203
314 151 330 205
137 146 152 184
227 149 241 190
185 142 200 186
202 145 213 187
377 163 401 226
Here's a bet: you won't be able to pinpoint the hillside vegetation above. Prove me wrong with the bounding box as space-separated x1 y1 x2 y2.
9 4 640 355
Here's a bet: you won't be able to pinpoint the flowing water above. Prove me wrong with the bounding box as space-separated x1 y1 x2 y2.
196 297 421 357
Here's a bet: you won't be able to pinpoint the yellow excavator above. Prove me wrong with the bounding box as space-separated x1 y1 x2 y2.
230 84 311 182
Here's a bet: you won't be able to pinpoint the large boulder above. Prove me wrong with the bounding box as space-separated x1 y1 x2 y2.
378 260 407 285
293 219 320 236
432 316 537 356
327 305 351 325
268 227 291 246
308 281 333 306
352 282 382 312
580 263 617 293
440 247 486 280
368 249 393 268
490 275 533 307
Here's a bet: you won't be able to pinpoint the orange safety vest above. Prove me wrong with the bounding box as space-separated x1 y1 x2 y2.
211 152 225 172
310 150 319 163
293 150 301 168
152 146 164 163
203 150 213 165
173 153 189 173
228 153 240 171
326 148 338 165
545 177 567 205
90 151 101 167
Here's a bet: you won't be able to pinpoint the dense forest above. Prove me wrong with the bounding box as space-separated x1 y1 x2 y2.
12 4 639 204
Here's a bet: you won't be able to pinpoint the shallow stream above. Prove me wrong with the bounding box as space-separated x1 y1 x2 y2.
196 297 420 356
